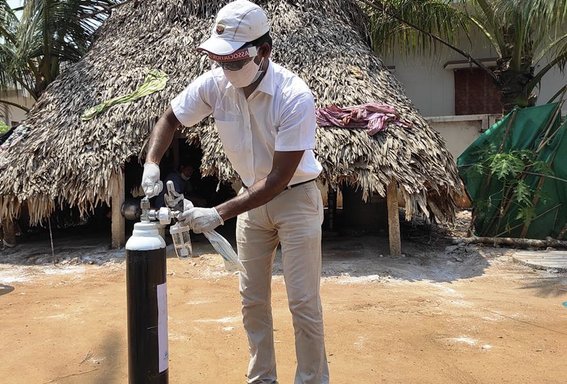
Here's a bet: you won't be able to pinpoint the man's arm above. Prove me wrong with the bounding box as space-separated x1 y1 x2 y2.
215 150 304 221
146 106 182 164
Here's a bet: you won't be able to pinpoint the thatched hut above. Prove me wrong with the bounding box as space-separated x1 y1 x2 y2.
0 0 462 252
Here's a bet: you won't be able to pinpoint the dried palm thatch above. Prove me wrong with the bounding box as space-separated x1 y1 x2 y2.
0 0 462 225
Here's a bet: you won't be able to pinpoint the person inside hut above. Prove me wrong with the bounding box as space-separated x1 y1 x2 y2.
154 161 206 208
140 1 328 383
0 219 21 248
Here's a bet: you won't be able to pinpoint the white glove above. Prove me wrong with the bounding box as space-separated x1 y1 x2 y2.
180 207 224 234
141 162 163 198
181 199 194 212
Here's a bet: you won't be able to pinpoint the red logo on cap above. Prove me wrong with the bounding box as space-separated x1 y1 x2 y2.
216 24 225 34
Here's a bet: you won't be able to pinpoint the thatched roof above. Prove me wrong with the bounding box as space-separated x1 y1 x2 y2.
0 0 462 224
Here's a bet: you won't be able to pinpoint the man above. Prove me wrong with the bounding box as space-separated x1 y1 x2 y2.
0 219 19 248
141 1 329 383
154 162 206 208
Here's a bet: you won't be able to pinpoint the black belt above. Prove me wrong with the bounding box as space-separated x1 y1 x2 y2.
243 178 317 190
285 178 317 190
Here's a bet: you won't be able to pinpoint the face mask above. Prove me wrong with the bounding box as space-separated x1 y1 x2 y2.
223 57 265 88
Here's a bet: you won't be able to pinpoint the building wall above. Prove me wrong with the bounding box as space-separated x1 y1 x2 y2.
0 90 34 126
426 114 500 160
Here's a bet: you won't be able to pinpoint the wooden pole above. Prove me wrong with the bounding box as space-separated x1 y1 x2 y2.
327 187 337 231
387 179 401 256
111 169 126 248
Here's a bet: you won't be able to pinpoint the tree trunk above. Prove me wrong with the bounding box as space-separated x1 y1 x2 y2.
450 236 567 249
495 65 536 115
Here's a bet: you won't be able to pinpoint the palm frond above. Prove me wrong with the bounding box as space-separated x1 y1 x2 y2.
467 14 501 57
527 40 567 94
498 0 567 48
534 32 567 68
473 0 506 54
0 0 18 42
0 25 36 96
0 43 16 90
500 0 567 95
2 0 119 97
365 0 470 57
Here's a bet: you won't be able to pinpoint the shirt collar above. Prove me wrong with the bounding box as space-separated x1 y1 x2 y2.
255 59 275 96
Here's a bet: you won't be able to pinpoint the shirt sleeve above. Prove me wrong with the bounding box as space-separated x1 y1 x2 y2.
275 90 317 151
170 73 214 127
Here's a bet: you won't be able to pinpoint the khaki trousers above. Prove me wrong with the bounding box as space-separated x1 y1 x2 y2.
237 181 329 384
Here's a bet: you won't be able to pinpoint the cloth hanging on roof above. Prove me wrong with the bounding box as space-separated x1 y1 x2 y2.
316 103 410 135
81 69 168 121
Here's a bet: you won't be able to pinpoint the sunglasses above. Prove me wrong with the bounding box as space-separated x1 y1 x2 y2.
208 47 258 71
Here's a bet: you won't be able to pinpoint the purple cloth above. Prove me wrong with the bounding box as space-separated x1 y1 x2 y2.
316 103 409 135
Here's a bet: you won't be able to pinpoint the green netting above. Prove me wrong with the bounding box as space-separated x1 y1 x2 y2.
457 103 567 239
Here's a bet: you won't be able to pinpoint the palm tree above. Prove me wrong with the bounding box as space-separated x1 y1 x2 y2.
362 0 567 114
0 0 120 112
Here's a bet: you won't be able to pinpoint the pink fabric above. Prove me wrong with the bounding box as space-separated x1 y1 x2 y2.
316 103 409 135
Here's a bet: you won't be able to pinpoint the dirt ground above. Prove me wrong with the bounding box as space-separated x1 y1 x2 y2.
1 212 567 384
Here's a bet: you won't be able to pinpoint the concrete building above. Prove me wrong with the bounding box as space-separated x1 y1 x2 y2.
1 89 34 128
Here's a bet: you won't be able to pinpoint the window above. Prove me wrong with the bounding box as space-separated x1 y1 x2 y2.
454 67 501 115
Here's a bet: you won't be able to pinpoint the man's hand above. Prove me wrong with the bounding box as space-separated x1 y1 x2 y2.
180 207 224 234
141 162 163 198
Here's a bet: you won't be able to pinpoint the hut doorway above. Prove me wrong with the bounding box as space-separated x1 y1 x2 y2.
325 185 388 236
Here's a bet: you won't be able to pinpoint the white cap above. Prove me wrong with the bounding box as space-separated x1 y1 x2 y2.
198 0 270 56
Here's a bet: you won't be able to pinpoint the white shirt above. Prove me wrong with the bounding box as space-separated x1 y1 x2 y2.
171 60 322 187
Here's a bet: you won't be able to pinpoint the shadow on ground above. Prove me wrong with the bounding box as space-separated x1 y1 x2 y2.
1 216 492 284
519 275 567 298
43 331 123 384
0 228 124 266
273 234 490 283
0 283 14 296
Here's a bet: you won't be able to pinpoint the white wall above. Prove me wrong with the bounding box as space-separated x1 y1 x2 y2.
0 90 34 126
385 55 456 117
426 114 500 159
536 61 567 108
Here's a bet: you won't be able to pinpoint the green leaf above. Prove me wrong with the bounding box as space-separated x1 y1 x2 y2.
531 161 552 175
0 120 9 134
488 152 525 180
515 206 536 225
516 149 535 163
467 162 485 176
514 179 533 207
81 69 168 121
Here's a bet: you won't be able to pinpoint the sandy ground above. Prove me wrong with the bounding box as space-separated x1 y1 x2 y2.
1 214 567 384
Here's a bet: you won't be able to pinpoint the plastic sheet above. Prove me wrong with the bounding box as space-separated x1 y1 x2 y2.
203 230 245 273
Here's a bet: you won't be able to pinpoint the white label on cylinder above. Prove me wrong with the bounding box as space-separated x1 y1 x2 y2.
157 283 168 373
